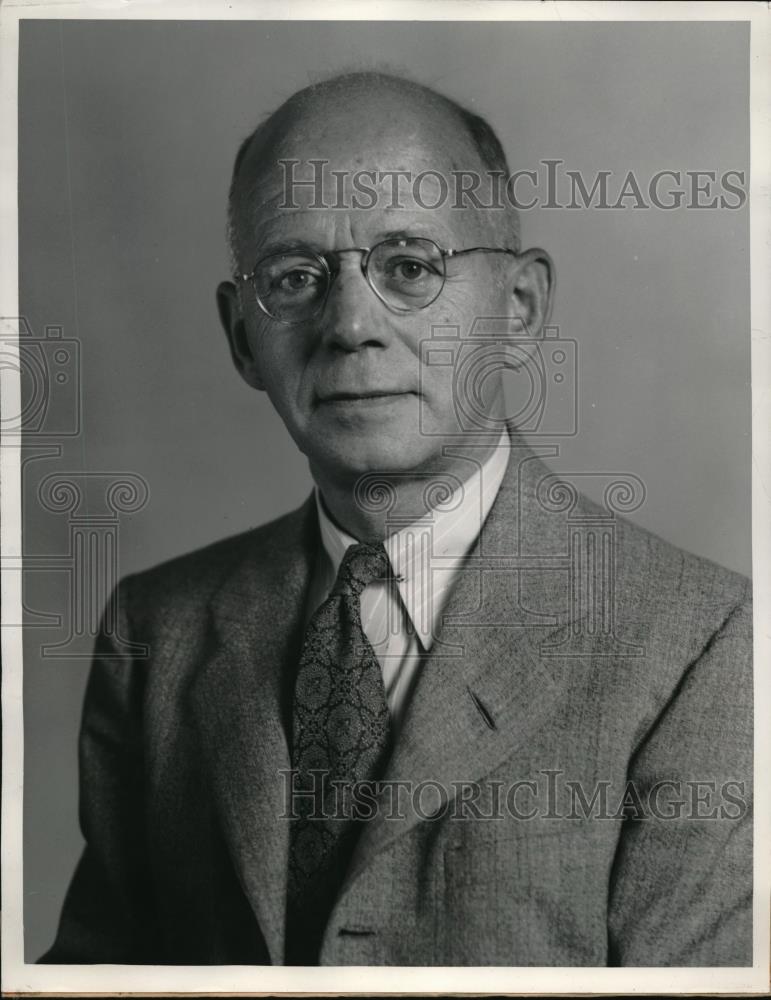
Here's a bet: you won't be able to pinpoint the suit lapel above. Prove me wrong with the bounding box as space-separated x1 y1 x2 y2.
342 437 576 888
191 497 318 964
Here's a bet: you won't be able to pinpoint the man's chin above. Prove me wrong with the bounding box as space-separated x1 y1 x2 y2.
309 437 444 483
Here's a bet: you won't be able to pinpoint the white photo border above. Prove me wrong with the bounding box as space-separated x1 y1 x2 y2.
1 1 769 994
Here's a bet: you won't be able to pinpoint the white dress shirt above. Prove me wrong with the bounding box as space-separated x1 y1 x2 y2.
305 433 510 731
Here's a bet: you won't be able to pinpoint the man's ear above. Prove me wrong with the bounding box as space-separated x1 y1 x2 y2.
216 281 265 391
508 248 555 336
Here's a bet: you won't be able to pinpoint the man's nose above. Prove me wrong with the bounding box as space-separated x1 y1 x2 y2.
317 259 386 351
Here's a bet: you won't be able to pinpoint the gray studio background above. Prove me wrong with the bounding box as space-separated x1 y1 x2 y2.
19 20 750 960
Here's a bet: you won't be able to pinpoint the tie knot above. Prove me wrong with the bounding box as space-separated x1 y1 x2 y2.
334 542 390 598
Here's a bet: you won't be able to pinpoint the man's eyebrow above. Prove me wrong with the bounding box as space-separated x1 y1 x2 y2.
250 226 454 260
374 226 449 244
251 237 326 258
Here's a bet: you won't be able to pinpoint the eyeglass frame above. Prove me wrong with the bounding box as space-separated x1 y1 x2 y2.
233 238 521 325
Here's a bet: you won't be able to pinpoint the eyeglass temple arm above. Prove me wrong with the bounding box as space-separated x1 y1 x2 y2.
445 247 519 259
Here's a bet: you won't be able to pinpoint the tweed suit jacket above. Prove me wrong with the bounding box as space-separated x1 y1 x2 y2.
42 439 753 966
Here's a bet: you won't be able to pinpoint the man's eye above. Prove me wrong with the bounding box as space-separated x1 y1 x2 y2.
389 258 434 282
276 269 322 292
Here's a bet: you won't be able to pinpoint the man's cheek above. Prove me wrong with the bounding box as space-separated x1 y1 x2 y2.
418 363 460 432
259 345 304 399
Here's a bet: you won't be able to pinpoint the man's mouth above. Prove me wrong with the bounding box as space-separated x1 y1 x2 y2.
316 389 417 405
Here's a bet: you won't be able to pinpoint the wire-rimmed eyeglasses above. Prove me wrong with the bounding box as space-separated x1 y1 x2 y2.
234 237 519 325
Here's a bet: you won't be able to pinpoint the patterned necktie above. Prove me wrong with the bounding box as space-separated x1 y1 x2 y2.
285 542 393 964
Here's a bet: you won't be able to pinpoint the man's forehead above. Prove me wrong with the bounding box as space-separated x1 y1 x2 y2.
243 208 473 257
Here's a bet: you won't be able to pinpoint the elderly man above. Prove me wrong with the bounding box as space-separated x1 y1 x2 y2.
42 72 752 967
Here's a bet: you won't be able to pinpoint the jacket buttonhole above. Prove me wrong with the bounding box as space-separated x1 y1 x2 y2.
467 686 497 730
338 927 376 937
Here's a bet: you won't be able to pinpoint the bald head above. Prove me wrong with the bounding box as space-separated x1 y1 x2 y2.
226 71 520 270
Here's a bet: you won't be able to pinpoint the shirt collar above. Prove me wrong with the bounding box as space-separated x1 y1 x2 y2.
314 430 510 650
